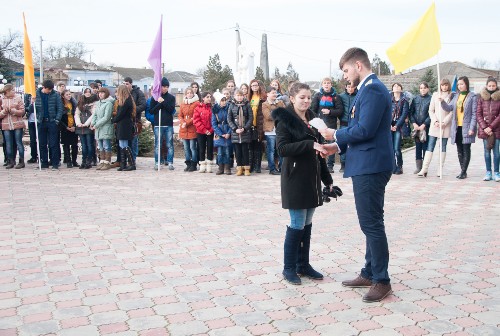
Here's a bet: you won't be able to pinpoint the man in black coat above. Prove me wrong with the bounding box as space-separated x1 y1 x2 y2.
123 77 146 161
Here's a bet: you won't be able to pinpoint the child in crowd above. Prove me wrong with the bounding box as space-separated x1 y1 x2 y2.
262 86 285 175
227 89 253 176
193 92 214 173
212 92 232 175
178 87 199 172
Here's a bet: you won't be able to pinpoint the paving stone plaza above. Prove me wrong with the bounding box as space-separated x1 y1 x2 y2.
0 141 499 336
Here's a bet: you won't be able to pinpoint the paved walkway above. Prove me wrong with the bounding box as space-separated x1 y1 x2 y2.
0 141 498 336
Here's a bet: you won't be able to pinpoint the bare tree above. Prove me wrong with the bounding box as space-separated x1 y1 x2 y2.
195 67 206 77
472 58 489 69
0 30 23 62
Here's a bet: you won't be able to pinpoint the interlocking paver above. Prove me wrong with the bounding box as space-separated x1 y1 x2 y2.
1 141 499 335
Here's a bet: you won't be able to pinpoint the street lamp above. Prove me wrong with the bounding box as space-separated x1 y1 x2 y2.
73 76 83 86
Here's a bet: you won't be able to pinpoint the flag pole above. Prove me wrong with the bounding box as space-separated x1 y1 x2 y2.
33 101 42 170
436 56 442 179
157 107 161 172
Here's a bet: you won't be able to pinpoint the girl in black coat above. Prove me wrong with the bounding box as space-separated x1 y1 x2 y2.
112 85 136 171
272 83 333 285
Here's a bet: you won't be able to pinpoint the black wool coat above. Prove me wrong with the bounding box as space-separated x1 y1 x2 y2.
112 96 134 141
272 106 333 209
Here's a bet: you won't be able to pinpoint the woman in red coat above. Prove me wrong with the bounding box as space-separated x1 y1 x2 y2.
476 77 500 181
193 92 214 173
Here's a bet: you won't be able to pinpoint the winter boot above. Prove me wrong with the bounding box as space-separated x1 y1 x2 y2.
15 159 25 169
206 160 213 173
100 152 112 170
417 151 433 177
437 152 446 177
456 149 464 178
244 165 251 176
224 164 231 175
216 164 224 175
64 147 72 168
236 166 243 176
296 224 323 280
283 226 304 285
414 159 423 174
79 157 87 169
124 147 136 171
184 160 191 172
188 161 197 172
459 146 471 179
96 150 106 170
117 149 127 171
198 160 206 173
71 145 79 167
5 158 15 169
255 152 262 173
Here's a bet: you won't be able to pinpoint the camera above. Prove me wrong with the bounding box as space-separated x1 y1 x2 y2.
322 185 343 203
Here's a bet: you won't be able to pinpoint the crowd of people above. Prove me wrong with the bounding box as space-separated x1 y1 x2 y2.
0 72 499 182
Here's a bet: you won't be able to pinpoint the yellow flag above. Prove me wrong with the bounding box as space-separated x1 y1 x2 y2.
386 3 441 74
23 13 36 97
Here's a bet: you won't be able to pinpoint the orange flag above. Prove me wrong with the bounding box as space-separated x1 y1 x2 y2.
23 13 36 97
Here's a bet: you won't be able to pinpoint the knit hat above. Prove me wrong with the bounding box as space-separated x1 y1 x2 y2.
161 77 170 87
213 91 226 105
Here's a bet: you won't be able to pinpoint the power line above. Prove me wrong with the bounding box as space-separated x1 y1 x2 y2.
44 27 236 45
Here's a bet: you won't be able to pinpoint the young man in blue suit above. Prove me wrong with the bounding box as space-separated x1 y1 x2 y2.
320 47 393 302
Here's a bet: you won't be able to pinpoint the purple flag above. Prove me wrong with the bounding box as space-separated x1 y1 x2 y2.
148 16 162 100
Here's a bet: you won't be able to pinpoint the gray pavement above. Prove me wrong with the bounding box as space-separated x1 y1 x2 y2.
0 140 498 336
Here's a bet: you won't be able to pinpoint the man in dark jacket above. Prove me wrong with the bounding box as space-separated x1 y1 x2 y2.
339 82 358 172
150 77 176 169
310 77 343 172
123 77 146 161
34 79 63 170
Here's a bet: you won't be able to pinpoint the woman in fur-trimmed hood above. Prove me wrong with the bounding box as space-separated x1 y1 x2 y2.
476 77 500 181
272 82 333 286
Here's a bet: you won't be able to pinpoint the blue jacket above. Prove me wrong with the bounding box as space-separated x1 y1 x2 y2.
211 103 231 147
145 97 155 123
335 74 393 177
339 90 357 124
34 88 63 123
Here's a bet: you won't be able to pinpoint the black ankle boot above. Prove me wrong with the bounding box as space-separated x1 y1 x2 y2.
283 226 304 285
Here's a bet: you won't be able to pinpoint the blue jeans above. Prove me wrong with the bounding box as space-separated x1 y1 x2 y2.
427 135 448 152
483 138 500 173
265 135 280 171
79 133 93 161
288 208 315 230
37 120 60 167
3 129 24 160
131 135 138 161
97 139 112 152
352 171 392 284
182 139 197 162
118 140 129 148
392 131 402 170
154 126 174 164
217 145 231 165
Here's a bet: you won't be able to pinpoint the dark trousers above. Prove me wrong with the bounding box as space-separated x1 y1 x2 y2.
197 133 214 161
234 142 249 166
455 127 471 173
28 122 38 160
352 171 392 284
63 143 78 163
38 120 60 167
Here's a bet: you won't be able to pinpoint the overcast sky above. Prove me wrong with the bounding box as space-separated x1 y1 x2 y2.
5 0 500 81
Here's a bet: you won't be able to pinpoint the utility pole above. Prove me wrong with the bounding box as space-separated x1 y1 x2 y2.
235 23 241 75
162 62 165 76
39 36 43 83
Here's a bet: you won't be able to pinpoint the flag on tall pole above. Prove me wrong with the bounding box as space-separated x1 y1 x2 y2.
23 13 42 170
147 16 163 171
386 2 441 74
23 13 36 97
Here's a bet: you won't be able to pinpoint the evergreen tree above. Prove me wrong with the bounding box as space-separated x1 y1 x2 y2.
201 54 233 93
254 66 268 85
411 68 438 95
0 50 14 83
371 54 391 75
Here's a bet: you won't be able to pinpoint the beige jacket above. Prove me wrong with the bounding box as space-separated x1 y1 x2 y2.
428 91 455 138
0 95 25 131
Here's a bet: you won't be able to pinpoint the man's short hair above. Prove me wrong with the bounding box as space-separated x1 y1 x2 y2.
56 81 66 87
123 77 133 84
42 80 54 90
339 47 371 70
321 77 332 84
94 80 103 85
89 82 98 89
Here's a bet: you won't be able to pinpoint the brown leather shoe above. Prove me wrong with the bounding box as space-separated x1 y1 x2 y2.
362 283 392 303
341 275 372 288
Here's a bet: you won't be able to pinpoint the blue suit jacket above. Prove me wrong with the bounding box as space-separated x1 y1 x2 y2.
335 73 393 177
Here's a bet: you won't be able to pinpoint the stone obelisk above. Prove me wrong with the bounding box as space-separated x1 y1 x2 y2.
260 33 269 81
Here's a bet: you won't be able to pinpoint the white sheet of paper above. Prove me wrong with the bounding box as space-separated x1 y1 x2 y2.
309 118 328 130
